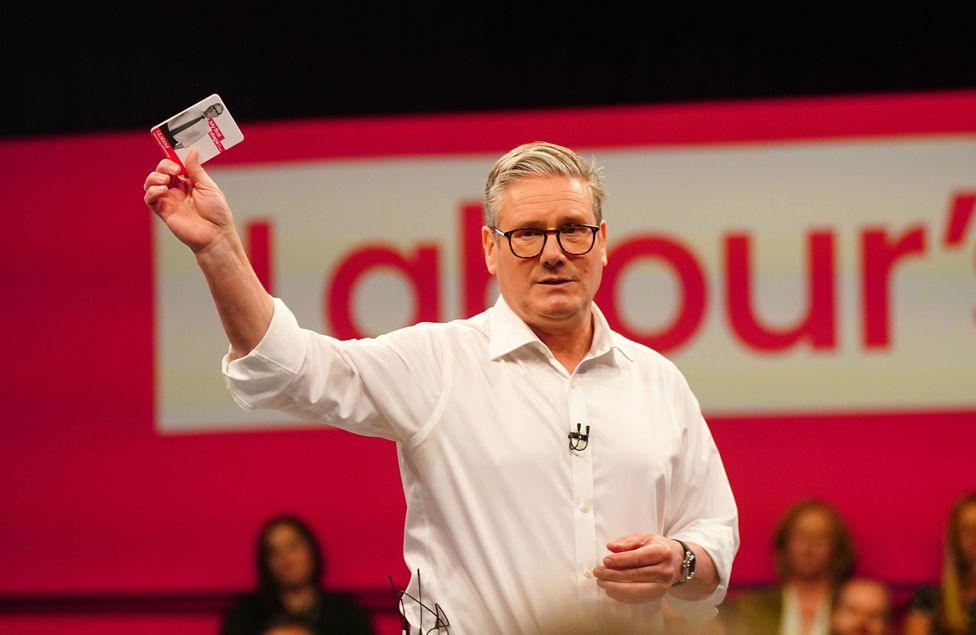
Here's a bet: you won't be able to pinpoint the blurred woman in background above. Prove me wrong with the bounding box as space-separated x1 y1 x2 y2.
905 494 976 635
725 499 855 635
221 514 374 635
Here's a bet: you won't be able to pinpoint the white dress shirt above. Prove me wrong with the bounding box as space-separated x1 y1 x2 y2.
221 293 739 634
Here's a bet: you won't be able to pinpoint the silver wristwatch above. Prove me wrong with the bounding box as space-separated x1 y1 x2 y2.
671 538 696 586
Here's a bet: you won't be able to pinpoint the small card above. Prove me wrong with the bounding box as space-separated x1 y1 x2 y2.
150 93 243 170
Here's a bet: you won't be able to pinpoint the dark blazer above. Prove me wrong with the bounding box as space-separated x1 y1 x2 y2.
220 589 374 635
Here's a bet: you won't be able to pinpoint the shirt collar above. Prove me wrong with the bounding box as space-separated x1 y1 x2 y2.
487 294 634 364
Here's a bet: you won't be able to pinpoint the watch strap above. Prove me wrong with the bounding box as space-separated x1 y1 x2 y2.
671 538 695 587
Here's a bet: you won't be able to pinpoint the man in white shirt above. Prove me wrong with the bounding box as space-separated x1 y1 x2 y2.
144 141 739 634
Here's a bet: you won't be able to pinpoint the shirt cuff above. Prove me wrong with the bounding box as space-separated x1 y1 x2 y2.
666 530 734 617
220 297 307 409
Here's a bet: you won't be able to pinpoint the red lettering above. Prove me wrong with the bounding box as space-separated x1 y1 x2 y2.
595 235 706 353
460 202 493 317
861 225 926 348
725 231 836 351
944 193 975 248
245 219 273 295
326 244 441 339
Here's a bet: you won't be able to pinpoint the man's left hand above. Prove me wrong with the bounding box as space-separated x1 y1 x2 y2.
592 533 684 605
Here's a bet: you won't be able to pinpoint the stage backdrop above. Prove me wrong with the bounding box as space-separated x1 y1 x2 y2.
2 91 975 634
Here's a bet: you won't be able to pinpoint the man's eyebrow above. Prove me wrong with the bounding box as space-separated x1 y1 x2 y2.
507 212 590 228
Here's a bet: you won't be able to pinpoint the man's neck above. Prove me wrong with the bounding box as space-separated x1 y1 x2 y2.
529 311 594 375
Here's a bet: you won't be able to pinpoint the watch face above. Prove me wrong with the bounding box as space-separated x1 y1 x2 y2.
673 539 695 583
683 548 695 580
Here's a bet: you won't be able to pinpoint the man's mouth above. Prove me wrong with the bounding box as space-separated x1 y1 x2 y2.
537 278 573 286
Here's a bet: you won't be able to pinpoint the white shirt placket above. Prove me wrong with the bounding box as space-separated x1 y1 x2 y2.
567 372 598 614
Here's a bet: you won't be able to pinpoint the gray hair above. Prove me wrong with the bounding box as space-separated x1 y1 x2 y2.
483 141 607 227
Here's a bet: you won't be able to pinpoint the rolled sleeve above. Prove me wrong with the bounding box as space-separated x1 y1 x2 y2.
221 296 306 410
669 516 738 610
219 296 448 443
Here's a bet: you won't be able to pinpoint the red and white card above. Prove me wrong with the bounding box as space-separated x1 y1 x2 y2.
150 94 243 170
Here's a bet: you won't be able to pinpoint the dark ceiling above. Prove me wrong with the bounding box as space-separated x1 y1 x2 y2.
6 7 975 139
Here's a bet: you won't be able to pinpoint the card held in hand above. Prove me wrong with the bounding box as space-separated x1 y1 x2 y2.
150 94 243 170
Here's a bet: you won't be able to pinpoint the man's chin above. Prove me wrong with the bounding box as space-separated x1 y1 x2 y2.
530 298 586 321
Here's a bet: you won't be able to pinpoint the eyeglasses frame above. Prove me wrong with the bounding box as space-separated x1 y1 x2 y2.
490 223 601 259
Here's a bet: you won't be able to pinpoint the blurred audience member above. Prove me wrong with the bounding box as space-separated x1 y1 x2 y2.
221 514 374 635
828 578 891 635
905 494 976 635
262 614 316 635
538 610 718 635
725 500 855 635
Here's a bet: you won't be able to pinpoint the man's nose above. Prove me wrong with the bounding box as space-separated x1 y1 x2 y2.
539 232 567 266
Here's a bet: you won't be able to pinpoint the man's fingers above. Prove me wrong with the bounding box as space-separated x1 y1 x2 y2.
603 541 671 569
184 148 216 188
144 171 171 191
155 158 182 176
144 185 170 208
606 532 648 553
596 579 667 605
593 564 671 584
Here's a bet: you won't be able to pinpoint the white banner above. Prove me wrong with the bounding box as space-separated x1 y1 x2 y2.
155 136 976 433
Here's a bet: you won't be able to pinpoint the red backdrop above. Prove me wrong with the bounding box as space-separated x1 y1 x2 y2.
2 90 975 634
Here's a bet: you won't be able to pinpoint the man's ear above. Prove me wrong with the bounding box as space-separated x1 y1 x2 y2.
599 221 608 267
482 225 498 275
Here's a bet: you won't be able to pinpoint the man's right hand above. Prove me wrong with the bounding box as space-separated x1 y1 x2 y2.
143 148 235 254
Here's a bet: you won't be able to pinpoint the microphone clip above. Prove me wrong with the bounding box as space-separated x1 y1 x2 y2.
568 423 590 452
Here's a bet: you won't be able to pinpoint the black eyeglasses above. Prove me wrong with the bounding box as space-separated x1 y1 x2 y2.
491 223 600 258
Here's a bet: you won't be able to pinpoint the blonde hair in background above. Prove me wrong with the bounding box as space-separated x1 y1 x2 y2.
483 141 608 227
939 493 976 634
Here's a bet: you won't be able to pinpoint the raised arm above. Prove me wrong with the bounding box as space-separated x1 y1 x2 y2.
144 148 274 360
145 150 447 443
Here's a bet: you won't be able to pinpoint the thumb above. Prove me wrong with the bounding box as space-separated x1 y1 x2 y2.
184 148 217 189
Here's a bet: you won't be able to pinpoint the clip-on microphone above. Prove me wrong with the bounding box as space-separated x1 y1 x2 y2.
568 423 590 451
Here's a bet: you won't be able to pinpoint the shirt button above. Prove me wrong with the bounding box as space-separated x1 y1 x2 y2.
569 379 577 389
584 568 594 579
579 502 590 513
